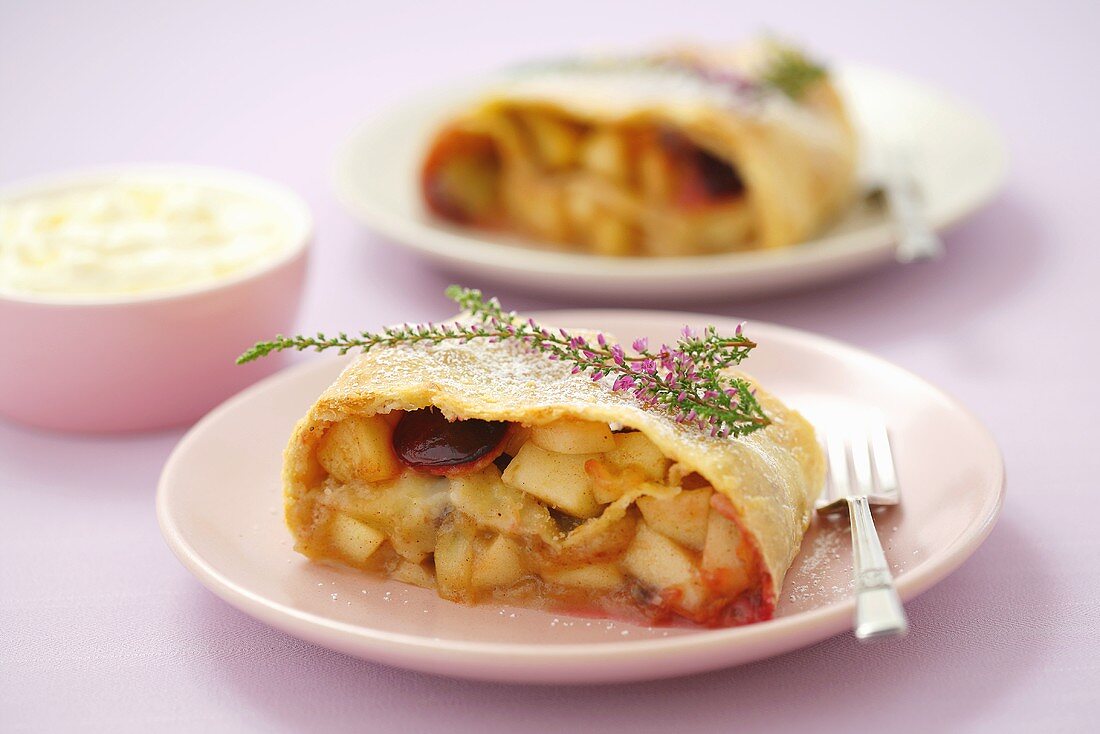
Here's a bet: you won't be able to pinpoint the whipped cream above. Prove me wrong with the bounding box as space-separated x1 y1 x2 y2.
0 175 299 298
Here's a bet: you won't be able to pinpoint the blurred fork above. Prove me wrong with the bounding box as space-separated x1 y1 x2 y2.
817 418 909 640
862 131 944 263
881 144 944 263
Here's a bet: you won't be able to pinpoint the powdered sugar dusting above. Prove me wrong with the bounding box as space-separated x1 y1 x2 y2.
786 525 848 605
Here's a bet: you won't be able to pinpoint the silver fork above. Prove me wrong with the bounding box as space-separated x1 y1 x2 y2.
882 144 944 263
817 418 909 640
863 136 945 263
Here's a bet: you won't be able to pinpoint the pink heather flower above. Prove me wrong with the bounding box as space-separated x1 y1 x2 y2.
527 318 538 328
559 328 570 338
632 337 648 352
681 325 697 339
591 371 604 381
735 322 744 336
610 344 625 365
597 333 607 347
612 375 635 391
686 409 698 422
571 366 581 374
640 359 657 374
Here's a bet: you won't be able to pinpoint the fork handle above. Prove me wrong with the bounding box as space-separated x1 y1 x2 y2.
888 173 944 263
847 496 909 640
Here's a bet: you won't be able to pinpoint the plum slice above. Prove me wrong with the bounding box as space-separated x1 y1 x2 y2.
392 408 510 476
658 130 745 207
421 128 503 226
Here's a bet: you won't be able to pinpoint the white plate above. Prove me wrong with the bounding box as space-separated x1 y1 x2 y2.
334 66 1007 301
157 311 1004 683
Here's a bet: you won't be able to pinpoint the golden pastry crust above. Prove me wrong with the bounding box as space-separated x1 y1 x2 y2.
283 338 824 618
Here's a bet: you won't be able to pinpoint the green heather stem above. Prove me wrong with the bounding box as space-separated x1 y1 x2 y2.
238 286 770 438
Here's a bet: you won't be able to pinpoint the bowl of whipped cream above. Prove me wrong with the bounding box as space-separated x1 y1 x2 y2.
0 166 312 431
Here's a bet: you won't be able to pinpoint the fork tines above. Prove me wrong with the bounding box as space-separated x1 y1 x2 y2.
821 418 900 509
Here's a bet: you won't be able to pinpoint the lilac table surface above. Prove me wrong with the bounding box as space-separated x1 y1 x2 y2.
2 1 1098 732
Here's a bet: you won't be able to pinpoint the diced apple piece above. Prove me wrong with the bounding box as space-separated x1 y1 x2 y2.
337 471 449 564
701 512 750 595
637 488 712 551
389 519 439 565
502 425 531 457
529 418 614 454
556 509 637 564
588 215 635 256
510 183 569 240
585 460 648 504
622 522 704 610
605 432 670 481
638 144 673 201
316 415 401 484
328 514 385 566
471 535 527 589
501 443 602 518
434 522 475 601
449 466 556 540
523 112 581 169
543 563 624 590
580 130 628 182
341 471 448 524
564 184 597 227
622 522 695 588
692 202 754 251
424 129 502 224
392 560 436 589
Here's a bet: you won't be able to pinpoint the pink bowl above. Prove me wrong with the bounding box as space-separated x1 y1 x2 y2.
0 166 312 433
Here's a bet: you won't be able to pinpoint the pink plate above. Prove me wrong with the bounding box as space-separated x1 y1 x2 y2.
156 311 1005 684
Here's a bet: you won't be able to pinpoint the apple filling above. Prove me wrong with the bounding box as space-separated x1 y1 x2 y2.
421 109 754 257
303 408 766 626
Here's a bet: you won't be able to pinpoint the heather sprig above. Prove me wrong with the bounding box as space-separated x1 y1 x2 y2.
238 286 769 438
760 45 827 99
